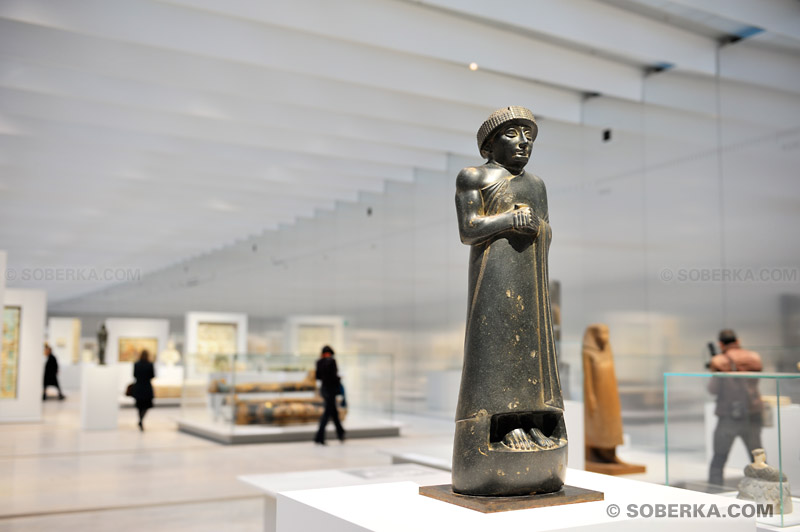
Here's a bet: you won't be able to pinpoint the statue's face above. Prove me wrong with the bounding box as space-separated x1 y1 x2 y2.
597 327 610 347
490 122 533 169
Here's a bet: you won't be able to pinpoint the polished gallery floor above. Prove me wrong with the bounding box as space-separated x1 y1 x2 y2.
1 396 686 531
0 398 454 531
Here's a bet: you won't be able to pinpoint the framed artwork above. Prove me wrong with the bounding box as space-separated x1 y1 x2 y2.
1 306 22 399
297 324 335 355
71 319 81 364
118 337 159 363
196 322 238 355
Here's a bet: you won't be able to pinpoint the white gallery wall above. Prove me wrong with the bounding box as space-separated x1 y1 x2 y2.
47 317 81 366
50 68 798 431
0 288 46 423
104 318 170 365
2 1 795 446
105 318 169 394
46 317 82 391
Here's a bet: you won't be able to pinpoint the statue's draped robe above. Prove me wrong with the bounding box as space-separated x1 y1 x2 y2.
456 172 562 422
583 345 624 448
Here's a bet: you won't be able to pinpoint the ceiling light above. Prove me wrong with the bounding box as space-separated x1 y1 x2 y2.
208 200 239 212
469 62 479 71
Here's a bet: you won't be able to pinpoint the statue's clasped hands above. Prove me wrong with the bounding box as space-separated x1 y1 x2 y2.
512 204 539 235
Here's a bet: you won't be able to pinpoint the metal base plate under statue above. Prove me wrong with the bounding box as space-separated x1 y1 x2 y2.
419 484 604 513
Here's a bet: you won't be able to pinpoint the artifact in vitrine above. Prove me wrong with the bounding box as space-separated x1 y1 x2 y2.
737 448 793 513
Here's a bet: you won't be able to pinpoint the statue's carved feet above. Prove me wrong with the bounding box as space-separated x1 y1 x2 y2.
529 427 557 449
501 428 537 450
500 427 557 451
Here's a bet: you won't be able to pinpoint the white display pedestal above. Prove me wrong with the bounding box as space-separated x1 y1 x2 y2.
276 469 754 532
59 364 83 391
156 365 184 383
80 365 120 430
120 365 185 407
241 464 450 532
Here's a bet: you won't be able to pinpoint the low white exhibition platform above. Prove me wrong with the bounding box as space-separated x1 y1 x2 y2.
276 468 758 532
118 366 187 408
80 365 120 430
240 463 451 532
179 414 401 444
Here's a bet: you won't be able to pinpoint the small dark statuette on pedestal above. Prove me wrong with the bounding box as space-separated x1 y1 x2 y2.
97 324 108 366
422 106 594 509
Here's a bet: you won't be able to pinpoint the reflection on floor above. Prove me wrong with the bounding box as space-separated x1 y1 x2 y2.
1 398 736 531
0 398 451 531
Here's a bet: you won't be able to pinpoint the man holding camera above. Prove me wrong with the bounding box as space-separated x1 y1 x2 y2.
707 329 763 487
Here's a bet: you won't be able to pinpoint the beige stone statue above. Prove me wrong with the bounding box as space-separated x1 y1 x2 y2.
159 340 181 367
582 324 645 475
738 448 793 513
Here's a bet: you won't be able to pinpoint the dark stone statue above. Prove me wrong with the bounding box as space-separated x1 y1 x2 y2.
452 106 567 496
97 324 108 366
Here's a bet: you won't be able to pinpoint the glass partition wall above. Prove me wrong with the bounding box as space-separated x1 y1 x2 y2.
664 372 800 527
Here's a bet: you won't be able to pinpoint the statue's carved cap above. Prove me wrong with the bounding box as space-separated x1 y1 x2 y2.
477 106 538 152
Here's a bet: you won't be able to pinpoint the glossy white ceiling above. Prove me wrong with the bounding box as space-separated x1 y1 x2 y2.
1 0 798 316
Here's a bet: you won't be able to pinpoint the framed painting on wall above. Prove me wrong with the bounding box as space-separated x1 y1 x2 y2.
1 306 22 399
118 337 159 363
196 322 238 356
297 324 336 356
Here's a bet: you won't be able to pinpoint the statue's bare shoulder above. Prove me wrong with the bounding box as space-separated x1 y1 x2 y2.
456 165 486 192
457 164 505 193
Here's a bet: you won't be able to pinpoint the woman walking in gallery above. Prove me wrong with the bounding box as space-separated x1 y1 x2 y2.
132 350 155 431
42 344 66 400
314 345 345 445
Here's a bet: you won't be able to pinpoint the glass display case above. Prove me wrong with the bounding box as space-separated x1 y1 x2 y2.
664 371 800 527
178 352 397 443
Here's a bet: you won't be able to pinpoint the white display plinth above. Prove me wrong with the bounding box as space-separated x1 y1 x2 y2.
80 365 120 430
59 364 83 391
156 365 184 382
277 469 754 532
241 463 451 532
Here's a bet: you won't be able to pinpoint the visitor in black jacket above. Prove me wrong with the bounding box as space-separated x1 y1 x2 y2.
132 350 155 431
314 345 345 444
42 344 65 400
